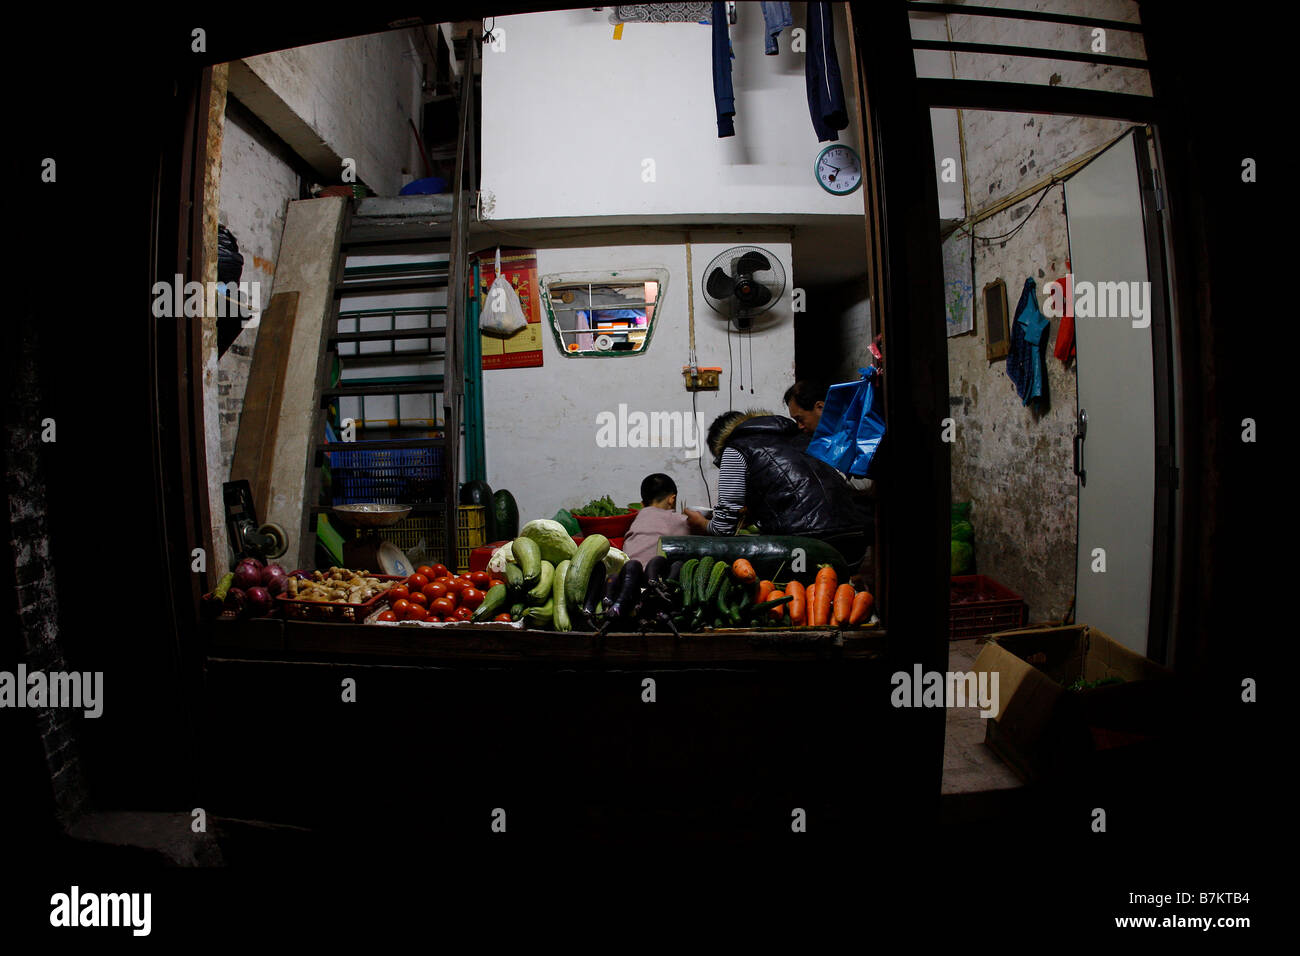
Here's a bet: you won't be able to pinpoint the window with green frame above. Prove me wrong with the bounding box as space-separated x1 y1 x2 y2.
540 269 668 357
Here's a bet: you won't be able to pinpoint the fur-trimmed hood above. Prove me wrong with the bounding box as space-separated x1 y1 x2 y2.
708 409 797 459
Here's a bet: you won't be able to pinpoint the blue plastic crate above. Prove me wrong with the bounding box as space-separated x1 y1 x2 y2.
329 444 446 505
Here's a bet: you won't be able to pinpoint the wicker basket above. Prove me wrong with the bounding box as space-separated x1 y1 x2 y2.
276 574 405 623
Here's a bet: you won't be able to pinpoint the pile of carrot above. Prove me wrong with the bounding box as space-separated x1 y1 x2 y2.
756 564 874 628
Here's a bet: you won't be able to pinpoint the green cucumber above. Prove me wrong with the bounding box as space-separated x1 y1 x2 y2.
553 559 572 632
565 534 610 608
527 560 555 605
702 561 728 606
509 602 526 620
695 557 715 604
472 583 509 621
512 536 542 586
657 535 852 585
680 559 699 608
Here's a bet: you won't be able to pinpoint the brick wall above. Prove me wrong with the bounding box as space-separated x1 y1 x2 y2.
4 314 90 826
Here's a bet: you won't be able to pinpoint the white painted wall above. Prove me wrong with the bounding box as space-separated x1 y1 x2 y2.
911 13 965 220
241 30 425 196
481 231 796 526
480 7 864 222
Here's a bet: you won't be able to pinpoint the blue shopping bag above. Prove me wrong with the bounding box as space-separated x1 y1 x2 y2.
806 367 885 477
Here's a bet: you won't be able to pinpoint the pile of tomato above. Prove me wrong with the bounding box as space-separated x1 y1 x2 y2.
374 564 499 623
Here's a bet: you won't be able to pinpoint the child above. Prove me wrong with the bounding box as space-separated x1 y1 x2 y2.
622 473 703 566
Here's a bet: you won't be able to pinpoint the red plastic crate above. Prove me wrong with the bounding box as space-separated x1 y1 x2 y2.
949 574 1026 641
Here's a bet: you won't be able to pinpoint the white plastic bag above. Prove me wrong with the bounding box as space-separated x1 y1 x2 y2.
480 247 528 337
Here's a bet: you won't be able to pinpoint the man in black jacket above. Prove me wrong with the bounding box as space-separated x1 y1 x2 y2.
687 409 873 566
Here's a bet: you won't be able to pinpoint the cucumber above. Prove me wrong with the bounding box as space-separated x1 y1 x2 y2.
565 533 610 608
695 557 715 604
504 562 525 595
657 535 852 585
716 576 734 618
472 583 509 621
527 560 555 605
702 561 728 606
512 536 542 586
680 559 699 608
553 559 572 632
509 602 526 620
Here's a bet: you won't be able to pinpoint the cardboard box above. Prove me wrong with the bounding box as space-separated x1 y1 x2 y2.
972 625 1175 782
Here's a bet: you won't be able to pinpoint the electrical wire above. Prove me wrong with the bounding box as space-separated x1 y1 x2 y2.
951 179 1063 246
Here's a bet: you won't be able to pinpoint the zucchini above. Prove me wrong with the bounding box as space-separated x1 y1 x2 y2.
680 559 699 608
565 533 611 608
512 536 542 586
657 535 852 585
702 561 727 606
527 560 555 605
509 602 526 620
504 562 524 595
472 583 509 621
553 559 572 632
523 598 554 629
695 557 715 604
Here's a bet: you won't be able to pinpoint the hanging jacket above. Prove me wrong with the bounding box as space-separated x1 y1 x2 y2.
714 413 868 538
1006 277 1050 406
762 2 793 54
805 1 848 142
712 0 735 137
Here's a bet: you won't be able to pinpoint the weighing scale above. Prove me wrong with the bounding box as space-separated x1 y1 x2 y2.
331 503 414 577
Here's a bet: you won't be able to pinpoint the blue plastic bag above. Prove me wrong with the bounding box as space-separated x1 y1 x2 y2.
806 367 885 477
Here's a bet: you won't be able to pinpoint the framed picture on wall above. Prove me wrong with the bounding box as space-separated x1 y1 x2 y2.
984 278 1010 361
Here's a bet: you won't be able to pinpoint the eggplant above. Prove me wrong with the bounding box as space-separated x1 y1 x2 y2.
667 560 684 582
581 568 606 628
602 567 624 613
608 560 644 620
644 555 669 587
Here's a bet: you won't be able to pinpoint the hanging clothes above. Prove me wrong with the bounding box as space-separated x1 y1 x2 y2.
762 2 793 54
712 0 735 137
1052 270 1076 364
805 1 848 142
1006 277 1050 406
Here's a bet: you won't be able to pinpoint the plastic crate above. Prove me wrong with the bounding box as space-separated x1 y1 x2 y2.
350 506 487 573
949 574 1026 641
329 444 446 505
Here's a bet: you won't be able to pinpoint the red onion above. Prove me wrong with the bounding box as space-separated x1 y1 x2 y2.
261 564 289 595
232 562 262 592
245 586 273 617
224 587 247 617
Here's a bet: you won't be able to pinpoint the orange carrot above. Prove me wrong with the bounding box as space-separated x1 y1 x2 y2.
832 583 855 626
756 580 774 604
806 582 819 624
811 570 836 626
766 590 786 621
786 580 806 625
849 589 874 626
731 559 757 584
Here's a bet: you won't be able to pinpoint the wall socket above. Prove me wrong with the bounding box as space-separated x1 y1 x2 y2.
683 366 721 391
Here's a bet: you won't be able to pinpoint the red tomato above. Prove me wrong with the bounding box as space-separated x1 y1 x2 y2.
469 571 492 588
405 605 428 622
407 573 429 589
422 582 450 602
445 577 468 594
453 606 474 621
387 584 410 601
493 613 512 622
431 597 456 616
433 575 455 588
390 599 412 618
377 610 397 622
459 587 485 610
429 563 450 580
415 565 437 579
408 592 429 608
425 615 443 623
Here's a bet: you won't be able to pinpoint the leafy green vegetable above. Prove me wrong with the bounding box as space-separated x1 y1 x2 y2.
571 495 626 517
1066 676 1124 692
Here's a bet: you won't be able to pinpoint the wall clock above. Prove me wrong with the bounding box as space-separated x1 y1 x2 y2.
814 143 862 196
